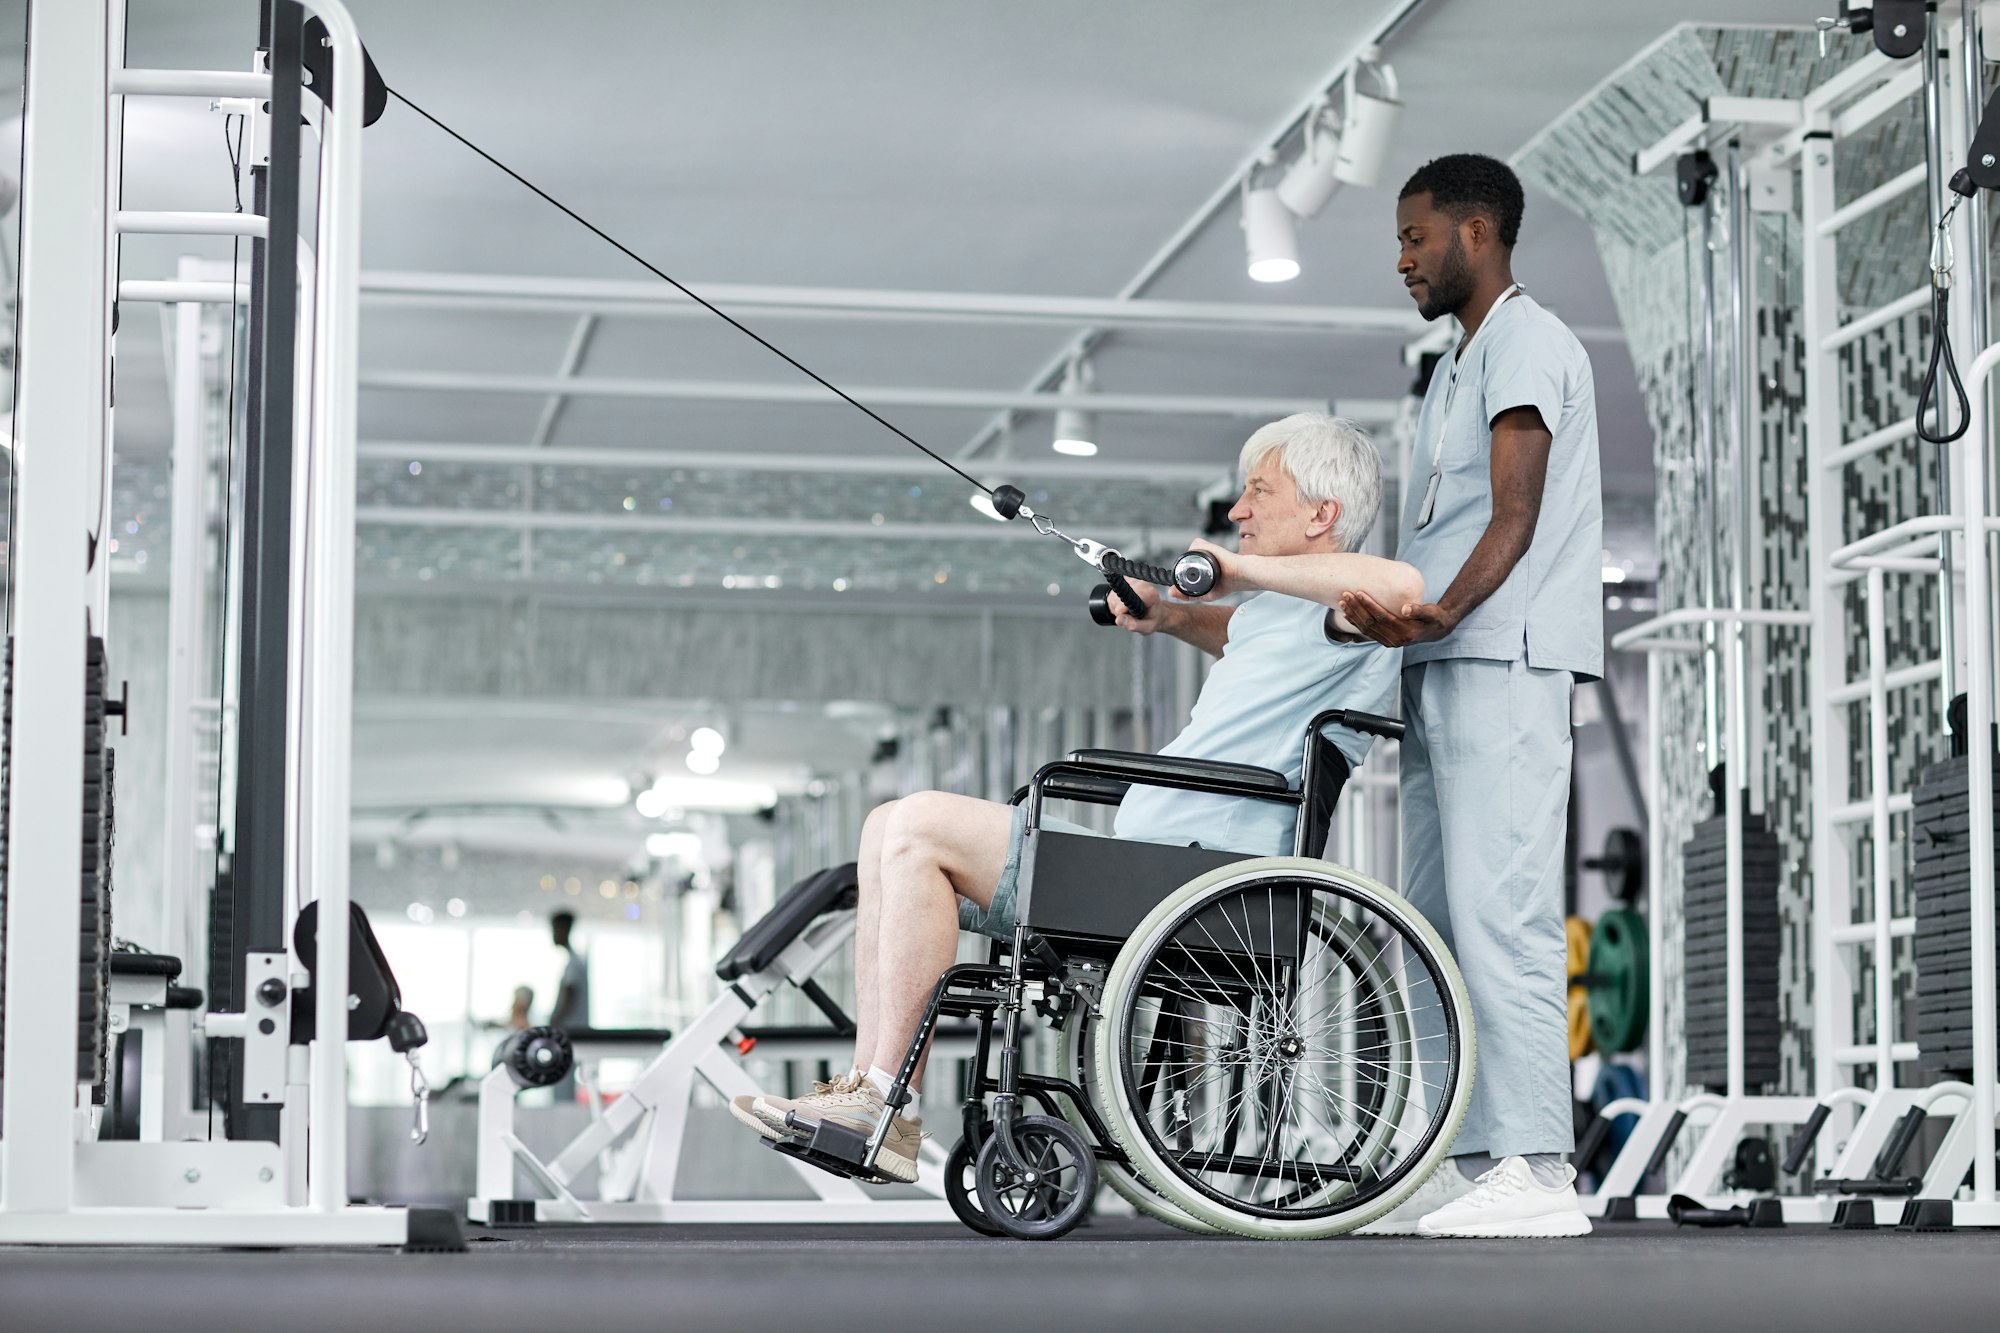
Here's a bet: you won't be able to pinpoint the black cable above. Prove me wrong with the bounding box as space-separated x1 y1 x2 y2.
385 86 999 499
1916 280 1971 445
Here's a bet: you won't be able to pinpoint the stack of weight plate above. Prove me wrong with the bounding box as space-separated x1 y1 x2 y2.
1910 752 1999 1077
1682 811 1782 1089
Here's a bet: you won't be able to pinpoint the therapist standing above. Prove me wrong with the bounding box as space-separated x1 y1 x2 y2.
1342 154 1603 1238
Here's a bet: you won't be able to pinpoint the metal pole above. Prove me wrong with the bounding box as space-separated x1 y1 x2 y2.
298 0 366 1214
1728 142 1759 812
1699 192 1724 776
1965 5 2000 731
0 0 107 1214
1924 16 1962 727
223 0 301 1143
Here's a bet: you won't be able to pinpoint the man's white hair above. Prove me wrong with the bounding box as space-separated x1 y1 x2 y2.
1237 412 1383 552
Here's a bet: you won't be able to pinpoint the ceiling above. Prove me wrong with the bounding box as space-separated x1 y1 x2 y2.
2 1 1818 850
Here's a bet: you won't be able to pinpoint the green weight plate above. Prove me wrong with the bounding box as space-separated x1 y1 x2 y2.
1586 908 1649 1054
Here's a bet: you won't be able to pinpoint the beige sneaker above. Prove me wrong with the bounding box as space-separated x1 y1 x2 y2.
742 1069 866 1141
782 1084 925 1184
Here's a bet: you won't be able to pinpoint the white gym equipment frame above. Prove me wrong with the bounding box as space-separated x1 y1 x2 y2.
1591 4 2000 1225
0 0 414 1245
470 905 968 1224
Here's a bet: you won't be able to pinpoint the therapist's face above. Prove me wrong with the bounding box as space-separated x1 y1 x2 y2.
1228 454 1341 557
1396 192 1477 321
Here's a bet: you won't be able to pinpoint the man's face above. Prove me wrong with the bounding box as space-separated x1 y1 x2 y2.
1396 192 1476 322
1228 454 1338 557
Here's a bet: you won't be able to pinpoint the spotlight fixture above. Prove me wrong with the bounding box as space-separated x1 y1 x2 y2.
1277 106 1343 218
1051 358 1098 455
1242 185 1301 283
1332 48 1400 188
686 748 721 775
689 726 726 756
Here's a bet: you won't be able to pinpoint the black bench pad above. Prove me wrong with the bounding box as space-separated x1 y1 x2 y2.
716 863 859 982
110 953 182 980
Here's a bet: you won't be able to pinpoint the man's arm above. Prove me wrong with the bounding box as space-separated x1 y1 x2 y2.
1190 541 1424 637
1107 579 1234 658
1341 406 1551 646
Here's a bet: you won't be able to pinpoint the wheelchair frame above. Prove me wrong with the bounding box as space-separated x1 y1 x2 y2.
772 707 1410 1226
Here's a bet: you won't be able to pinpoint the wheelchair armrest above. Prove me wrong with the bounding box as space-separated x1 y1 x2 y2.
1066 748 1292 795
1313 708 1404 742
1011 771 1132 808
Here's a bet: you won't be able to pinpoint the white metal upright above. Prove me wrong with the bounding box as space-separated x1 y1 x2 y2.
0 0 410 1245
0 0 109 1217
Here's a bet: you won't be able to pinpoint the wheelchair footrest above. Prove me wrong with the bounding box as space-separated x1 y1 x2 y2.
766 1118 893 1185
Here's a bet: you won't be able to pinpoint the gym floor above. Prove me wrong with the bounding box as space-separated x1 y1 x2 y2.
1 1219 1993 1333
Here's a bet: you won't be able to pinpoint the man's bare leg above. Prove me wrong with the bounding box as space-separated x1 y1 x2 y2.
869 791 1015 1088
848 800 896 1067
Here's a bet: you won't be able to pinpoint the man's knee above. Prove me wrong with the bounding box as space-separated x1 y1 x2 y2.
881 790 955 866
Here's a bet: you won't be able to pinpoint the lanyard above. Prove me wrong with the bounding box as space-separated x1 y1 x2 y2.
1415 283 1522 529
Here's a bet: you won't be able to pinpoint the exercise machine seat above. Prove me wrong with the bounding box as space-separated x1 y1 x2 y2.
109 952 182 980
715 863 859 982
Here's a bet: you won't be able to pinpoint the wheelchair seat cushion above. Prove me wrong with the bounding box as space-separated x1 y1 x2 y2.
715 862 859 981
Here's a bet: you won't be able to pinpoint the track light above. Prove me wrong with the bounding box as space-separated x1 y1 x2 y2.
1242 186 1300 283
1052 358 1098 455
1332 48 1400 188
1277 108 1343 219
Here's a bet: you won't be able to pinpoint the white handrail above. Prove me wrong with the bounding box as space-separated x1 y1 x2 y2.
1817 163 1928 236
118 279 249 304
1822 287 1929 353
1609 606 1811 654
116 210 268 238
110 68 270 98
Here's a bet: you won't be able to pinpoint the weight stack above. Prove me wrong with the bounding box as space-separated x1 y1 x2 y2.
1682 811 1782 1089
1910 752 2000 1078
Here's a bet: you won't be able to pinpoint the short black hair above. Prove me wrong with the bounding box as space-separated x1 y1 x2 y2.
551 910 576 932
1399 154 1525 249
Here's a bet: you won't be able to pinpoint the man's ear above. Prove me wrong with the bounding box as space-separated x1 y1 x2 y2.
1306 498 1342 542
1464 213 1493 258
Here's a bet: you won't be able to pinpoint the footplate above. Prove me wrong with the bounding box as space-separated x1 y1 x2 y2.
766 1117 894 1184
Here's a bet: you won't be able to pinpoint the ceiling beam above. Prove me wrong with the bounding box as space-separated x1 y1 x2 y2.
356 506 1180 545
357 439 1238 482
360 368 1334 418
358 268 1430 336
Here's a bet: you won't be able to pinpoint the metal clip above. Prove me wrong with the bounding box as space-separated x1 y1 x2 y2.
1931 200 1960 289
407 1053 430 1146
1815 15 1852 59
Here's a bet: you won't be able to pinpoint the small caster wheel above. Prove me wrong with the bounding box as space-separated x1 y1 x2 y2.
974 1115 1096 1240
945 1135 1007 1236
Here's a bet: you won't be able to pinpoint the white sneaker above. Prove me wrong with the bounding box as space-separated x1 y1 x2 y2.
1415 1156 1593 1238
1356 1160 1475 1235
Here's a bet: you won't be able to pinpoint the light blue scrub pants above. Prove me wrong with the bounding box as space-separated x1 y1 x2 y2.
1400 654 1575 1159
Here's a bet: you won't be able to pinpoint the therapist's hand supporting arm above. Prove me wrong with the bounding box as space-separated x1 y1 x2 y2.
1341 405 1551 647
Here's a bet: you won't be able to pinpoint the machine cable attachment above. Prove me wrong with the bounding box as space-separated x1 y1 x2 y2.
1917 189 1972 446
988 485 1220 626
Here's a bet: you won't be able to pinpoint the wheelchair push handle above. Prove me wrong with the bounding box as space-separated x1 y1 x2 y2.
1086 550 1221 626
1319 708 1404 742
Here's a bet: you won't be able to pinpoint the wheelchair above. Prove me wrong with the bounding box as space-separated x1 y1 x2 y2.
774 708 1477 1240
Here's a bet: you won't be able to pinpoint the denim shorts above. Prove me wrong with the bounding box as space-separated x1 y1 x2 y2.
956 807 1096 941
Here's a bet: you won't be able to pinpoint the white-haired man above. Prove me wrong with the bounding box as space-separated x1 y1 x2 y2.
727 412 1422 1183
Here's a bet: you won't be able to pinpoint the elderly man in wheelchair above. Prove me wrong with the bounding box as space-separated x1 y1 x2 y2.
728 413 1477 1239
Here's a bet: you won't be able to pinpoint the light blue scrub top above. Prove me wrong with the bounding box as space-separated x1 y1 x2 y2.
1397 290 1603 682
1113 592 1401 854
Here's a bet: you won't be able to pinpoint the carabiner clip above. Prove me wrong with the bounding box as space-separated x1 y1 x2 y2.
407 1053 431 1146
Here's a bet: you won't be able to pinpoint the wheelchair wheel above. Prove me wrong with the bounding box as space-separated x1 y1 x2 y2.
974 1115 1096 1240
1057 1001 1220 1235
1093 857 1475 1239
945 1135 1007 1237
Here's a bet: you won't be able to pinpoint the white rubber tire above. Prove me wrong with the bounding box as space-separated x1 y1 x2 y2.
1091 857 1476 1240
1057 1005 1220 1235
